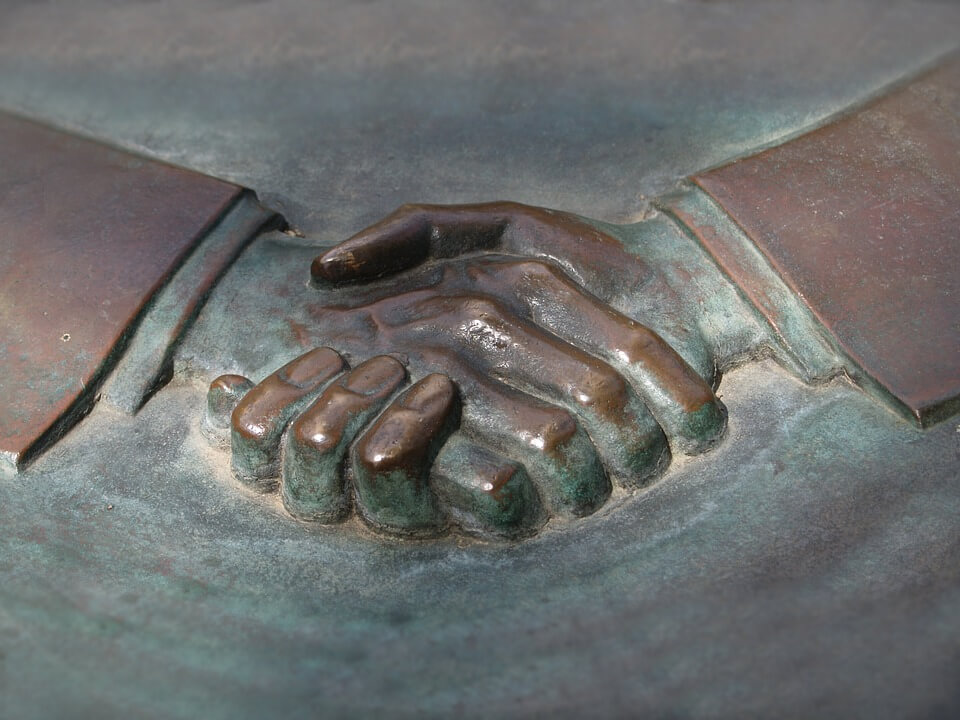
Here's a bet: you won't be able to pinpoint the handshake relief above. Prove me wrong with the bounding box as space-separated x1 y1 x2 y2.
205 203 727 540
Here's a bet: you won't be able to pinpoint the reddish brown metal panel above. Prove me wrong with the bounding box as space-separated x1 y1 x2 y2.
0 113 242 465
694 57 960 424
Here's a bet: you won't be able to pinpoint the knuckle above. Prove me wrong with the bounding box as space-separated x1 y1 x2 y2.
397 202 425 216
357 437 392 472
462 296 497 317
513 258 563 280
529 407 579 454
459 295 508 324
573 364 628 408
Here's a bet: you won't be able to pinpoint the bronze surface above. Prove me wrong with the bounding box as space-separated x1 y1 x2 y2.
314 202 726 453
354 373 459 478
2 2 959 715
291 355 408 457
230 347 346 483
695 57 960 425
0 112 242 466
200 203 728 538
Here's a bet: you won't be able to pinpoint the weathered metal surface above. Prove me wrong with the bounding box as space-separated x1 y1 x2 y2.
100 192 281 415
0 112 242 468
695 56 960 426
0 2 958 718
192 202 744 541
1 2 958 238
3 361 958 718
660 184 843 384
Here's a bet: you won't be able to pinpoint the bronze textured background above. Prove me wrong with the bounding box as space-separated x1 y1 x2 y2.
2 1 958 238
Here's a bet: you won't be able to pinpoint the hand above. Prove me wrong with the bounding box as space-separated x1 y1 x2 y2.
205 349 544 539
204 202 728 540
311 202 726 459
311 201 731 385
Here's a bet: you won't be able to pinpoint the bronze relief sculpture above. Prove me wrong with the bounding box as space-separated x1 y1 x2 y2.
190 55 960 545
203 203 729 539
1 4 959 715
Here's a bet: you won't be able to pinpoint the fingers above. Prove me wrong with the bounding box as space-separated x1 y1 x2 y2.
230 347 346 488
281 355 407 521
431 438 546 540
311 201 643 292
207 348 603 534
311 203 508 284
204 374 255 448
460 257 727 454
405 295 670 485
414 348 610 517
351 374 460 537
311 205 432 284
